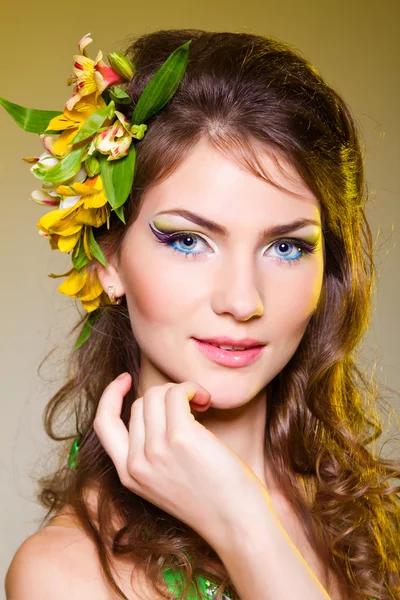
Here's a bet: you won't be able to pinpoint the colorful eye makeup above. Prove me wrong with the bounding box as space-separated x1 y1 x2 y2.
149 220 318 266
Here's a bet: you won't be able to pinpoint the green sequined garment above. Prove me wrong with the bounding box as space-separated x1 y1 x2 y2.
162 568 233 600
162 567 377 600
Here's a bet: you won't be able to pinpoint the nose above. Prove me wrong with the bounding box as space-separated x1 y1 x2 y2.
211 251 264 321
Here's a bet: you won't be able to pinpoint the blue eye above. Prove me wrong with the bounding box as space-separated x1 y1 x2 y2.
149 224 317 264
270 240 313 264
166 232 209 259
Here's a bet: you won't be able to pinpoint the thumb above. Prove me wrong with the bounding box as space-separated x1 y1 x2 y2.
186 381 212 412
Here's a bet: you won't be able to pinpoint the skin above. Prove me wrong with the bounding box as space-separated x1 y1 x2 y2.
97 137 325 499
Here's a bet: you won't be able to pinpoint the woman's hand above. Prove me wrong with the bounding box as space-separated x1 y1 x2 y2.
93 373 266 547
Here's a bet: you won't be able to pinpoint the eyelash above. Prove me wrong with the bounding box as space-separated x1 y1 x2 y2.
149 225 317 266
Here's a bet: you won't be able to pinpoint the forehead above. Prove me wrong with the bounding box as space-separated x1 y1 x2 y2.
140 138 320 225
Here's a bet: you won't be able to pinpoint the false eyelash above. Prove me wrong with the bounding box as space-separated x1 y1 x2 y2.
148 223 317 265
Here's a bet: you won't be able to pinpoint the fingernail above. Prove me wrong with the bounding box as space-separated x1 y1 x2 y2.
116 372 128 380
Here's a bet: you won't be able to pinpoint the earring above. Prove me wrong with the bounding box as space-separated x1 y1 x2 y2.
107 285 122 305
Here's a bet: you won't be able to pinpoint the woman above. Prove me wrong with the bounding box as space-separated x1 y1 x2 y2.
4 28 400 600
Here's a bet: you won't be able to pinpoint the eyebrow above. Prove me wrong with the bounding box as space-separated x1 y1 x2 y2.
155 209 321 240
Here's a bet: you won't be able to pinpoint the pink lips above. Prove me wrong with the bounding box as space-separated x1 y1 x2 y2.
193 338 265 367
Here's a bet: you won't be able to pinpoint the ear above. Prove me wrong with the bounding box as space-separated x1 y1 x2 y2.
96 257 126 298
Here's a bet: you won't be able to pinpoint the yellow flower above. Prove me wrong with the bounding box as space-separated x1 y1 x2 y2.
57 266 105 312
36 177 110 254
46 92 106 156
57 174 108 209
67 34 122 110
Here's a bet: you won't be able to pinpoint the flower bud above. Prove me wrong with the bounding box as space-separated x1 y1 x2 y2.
107 51 134 81
31 189 60 207
85 155 101 177
31 152 60 178
130 123 148 140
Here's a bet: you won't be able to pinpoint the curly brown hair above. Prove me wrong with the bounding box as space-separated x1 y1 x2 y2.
35 28 400 600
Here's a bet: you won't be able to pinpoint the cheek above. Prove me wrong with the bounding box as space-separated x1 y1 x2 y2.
121 253 196 325
267 260 323 334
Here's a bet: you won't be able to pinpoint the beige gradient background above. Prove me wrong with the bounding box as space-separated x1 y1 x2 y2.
1 0 399 588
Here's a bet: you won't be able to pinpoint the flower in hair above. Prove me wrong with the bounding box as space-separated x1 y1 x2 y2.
89 111 147 161
36 175 110 254
57 267 105 313
47 92 107 156
1 33 192 349
67 34 123 110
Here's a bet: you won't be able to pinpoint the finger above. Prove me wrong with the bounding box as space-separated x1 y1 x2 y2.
94 373 132 479
165 382 211 435
186 381 212 412
142 383 174 459
127 395 145 466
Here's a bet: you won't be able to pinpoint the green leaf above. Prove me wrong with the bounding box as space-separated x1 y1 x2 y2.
70 102 115 145
108 87 131 104
99 144 136 210
132 40 192 125
98 154 114 205
34 146 84 183
113 144 136 209
101 89 111 105
88 227 107 267
74 309 102 351
113 205 126 224
0 96 62 133
71 237 90 271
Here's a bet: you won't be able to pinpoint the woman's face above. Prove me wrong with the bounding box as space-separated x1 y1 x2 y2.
104 139 324 407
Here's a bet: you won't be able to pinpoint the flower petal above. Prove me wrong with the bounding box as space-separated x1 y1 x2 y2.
47 113 79 131
58 269 88 296
108 135 132 160
82 191 107 209
83 225 92 260
52 129 78 156
59 195 82 210
95 60 122 90
74 206 109 227
36 201 84 235
73 54 95 74
66 92 81 112
72 167 88 183
81 295 102 312
78 272 104 301
34 152 60 169
40 134 59 154
78 33 92 56
74 91 106 113
114 110 131 131
58 230 82 252
31 189 60 206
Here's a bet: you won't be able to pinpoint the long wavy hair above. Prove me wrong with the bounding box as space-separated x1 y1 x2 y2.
35 28 400 600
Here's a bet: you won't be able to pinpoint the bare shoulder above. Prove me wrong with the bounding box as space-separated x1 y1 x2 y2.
5 524 110 599
5 508 164 600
